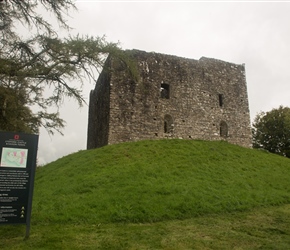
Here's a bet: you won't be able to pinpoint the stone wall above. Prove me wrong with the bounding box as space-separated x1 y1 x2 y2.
87 49 252 149
87 63 111 149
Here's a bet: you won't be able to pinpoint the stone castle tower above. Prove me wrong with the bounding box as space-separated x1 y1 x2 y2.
87 49 252 149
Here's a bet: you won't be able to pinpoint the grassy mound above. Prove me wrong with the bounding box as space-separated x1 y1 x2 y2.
33 139 290 224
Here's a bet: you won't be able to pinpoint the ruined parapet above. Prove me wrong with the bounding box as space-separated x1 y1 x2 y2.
87 49 252 149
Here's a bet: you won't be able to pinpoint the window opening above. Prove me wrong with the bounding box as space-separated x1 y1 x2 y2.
160 83 170 99
220 121 228 137
164 121 168 133
218 94 224 107
164 114 173 134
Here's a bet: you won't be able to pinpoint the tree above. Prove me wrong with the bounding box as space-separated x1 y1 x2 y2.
0 85 39 133
252 106 290 158
0 0 133 134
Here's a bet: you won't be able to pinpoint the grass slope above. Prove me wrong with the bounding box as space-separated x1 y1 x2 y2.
32 139 290 224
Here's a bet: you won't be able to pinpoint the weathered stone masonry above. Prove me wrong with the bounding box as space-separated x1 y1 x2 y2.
87 49 252 149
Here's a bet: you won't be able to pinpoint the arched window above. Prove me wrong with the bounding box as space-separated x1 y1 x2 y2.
164 114 173 133
220 121 228 137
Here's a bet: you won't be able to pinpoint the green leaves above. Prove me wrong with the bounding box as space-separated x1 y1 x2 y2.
0 85 40 134
252 106 290 158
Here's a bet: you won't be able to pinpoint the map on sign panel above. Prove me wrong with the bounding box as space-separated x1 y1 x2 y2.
0 148 28 168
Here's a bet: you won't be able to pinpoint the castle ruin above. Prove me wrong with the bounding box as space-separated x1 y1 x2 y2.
87 49 252 149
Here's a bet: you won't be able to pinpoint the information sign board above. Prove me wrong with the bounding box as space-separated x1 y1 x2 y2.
0 132 38 237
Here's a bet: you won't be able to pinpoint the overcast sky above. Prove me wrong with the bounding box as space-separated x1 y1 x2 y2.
37 1 290 165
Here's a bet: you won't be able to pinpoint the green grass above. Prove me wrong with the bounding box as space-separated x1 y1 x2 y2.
1 139 290 249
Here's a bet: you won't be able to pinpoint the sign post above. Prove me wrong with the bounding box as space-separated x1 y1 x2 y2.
0 132 39 238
